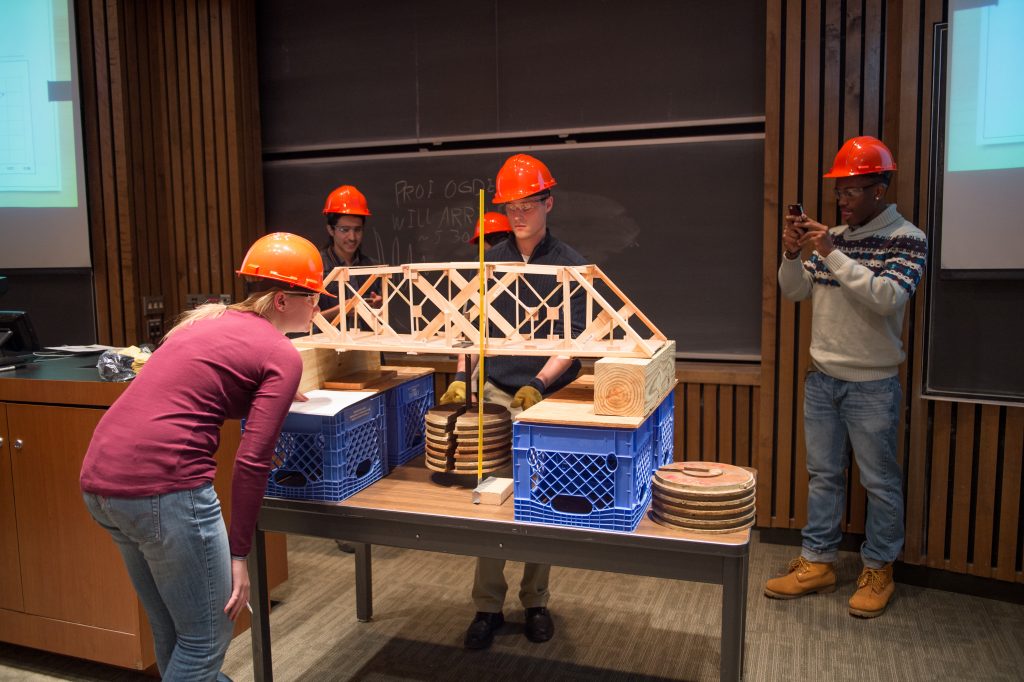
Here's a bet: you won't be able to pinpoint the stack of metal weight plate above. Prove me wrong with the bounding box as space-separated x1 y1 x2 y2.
650 462 756 533
424 402 511 474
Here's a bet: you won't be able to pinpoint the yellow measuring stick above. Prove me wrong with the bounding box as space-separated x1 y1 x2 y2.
477 189 486 482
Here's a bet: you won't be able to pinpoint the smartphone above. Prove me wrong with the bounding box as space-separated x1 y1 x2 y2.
787 203 805 217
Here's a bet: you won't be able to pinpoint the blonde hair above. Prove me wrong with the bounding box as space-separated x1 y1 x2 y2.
163 289 281 341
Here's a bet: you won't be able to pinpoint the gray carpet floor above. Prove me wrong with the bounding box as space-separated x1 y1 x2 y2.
1 531 1022 681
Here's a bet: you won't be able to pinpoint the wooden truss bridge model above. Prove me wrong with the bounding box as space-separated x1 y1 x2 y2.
296 262 668 359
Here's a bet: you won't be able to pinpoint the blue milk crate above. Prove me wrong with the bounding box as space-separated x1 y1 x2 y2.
264 394 385 502
512 417 655 532
383 374 434 471
653 391 675 468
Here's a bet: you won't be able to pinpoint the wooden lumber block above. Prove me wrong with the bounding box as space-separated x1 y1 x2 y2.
593 339 675 418
472 476 514 506
323 369 397 390
294 346 380 394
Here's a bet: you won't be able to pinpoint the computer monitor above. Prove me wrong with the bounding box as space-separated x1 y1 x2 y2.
0 311 41 357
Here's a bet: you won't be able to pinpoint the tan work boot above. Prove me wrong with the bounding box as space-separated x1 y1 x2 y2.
764 556 837 599
848 564 895 618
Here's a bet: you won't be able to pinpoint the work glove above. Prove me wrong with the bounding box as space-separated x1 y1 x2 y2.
510 385 543 410
439 380 466 405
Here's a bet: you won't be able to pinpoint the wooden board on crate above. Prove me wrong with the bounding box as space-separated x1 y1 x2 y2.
323 369 397 390
515 375 677 429
594 339 676 418
293 346 380 394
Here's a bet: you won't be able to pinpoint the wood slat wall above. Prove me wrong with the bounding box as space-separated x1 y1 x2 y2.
760 0 1024 583
77 0 264 347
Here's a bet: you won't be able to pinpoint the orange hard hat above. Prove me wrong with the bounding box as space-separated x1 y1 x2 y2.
492 153 557 204
823 136 897 177
323 184 371 216
236 232 334 297
470 212 513 244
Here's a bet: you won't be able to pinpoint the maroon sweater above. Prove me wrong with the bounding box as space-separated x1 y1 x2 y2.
80 310 302 557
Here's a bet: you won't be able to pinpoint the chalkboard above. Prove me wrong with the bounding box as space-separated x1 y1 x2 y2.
256 0 766 151
263 137 764 357
925 276 1024 402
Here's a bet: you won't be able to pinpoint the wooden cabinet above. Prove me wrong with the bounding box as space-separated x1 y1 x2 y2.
0 405 23 613
0 402 149 667
0 368 288 670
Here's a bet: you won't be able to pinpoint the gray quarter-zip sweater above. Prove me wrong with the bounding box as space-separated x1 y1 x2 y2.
778 204 928 381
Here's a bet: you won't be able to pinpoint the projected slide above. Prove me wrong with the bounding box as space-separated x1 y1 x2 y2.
947 0 1024 171
942 0 1024 270
0 0 77 206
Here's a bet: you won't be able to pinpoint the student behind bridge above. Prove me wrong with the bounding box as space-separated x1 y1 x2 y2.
318 184 382 322
80 233 329 681
439 153 587 650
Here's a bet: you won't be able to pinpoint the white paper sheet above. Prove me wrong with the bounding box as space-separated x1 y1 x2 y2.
288 389 376 417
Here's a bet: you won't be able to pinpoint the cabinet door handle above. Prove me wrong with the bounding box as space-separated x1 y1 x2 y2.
13 439 23 450
0 436 4 447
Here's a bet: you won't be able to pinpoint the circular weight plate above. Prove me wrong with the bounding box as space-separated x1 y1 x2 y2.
653 462 755 496
425 404 467 427
454 441 511 456
449 460 510 474
652 487 755 509
651 484 755 504
650 509 755 534
651 497 755 520
425 440 454 456
424 459 452 473
453 421 512 435
653 507 756 530
453 449 511 462
454 431 512 447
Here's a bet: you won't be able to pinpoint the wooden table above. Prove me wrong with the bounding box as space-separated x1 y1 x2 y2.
249 461 750 681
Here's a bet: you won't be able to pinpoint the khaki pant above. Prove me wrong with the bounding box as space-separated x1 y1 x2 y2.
471 381 552 612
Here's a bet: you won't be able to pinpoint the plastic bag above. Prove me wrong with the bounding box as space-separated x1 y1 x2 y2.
96 345 153 382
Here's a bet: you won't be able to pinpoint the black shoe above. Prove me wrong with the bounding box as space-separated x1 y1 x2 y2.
524 607 554 643
464 611 504 650
335 540 355 553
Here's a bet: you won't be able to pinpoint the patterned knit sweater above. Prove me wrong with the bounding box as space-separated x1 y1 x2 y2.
778 204 927 381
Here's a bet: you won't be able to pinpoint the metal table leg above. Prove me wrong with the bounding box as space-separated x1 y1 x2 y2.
249 529 273 682
720 554 748 681
354 542 373 622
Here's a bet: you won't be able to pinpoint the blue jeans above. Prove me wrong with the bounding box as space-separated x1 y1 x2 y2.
83 484 234 682
801 371 904 568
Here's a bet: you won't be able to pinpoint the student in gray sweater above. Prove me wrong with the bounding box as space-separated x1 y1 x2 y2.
764 136 927 619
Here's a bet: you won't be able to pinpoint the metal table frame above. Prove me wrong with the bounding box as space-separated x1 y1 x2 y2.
248 490 749 681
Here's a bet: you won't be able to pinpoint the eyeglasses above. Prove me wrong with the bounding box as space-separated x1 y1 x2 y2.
332 226 364 236
502 198 546 216
284 291 320 305
833 183 880 200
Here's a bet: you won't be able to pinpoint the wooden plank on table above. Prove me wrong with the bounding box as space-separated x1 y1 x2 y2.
515 379 674 430
295 347 380 394
324 370 398 390
970 405 1000 578
594 340 676 418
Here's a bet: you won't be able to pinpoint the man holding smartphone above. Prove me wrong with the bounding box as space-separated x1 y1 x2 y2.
764 136 927 618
